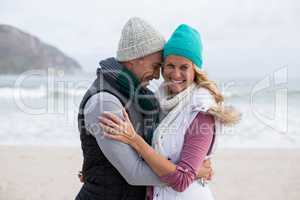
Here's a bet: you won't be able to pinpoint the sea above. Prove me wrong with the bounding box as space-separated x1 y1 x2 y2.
0 72 299 149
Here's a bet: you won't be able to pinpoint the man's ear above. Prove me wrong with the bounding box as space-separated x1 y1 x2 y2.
137 58 144 65
122 61 134 70
128 58 143 69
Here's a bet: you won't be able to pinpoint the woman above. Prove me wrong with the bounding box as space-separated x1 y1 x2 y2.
99 24 240 199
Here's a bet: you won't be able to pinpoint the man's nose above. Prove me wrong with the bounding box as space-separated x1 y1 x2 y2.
153 68 160 79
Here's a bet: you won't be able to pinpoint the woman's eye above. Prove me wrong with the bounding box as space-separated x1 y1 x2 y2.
165 65 174 69
180 66 188 71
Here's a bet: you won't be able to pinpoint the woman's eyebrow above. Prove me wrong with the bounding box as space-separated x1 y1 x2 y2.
165 63 175 66
180 64 189 67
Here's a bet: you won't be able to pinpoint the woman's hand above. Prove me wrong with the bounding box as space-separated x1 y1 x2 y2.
197 159 214 181
99 108 140 147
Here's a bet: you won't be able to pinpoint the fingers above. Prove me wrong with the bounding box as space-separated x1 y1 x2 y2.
102 111 124 125
99 116 118 129
202 159 214 181
197 165 212 179
122 108 135 133
205 168 214 181
204 169 214 181
100 123 123 135
204 167 211 175
122 108 130 122
78 171 84 183
79 176 84 183
103 132 120 140
203 159 211 168
100 128 131 145
99 116 126 133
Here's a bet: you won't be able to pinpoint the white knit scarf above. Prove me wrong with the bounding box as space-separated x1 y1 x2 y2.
152 82 197 155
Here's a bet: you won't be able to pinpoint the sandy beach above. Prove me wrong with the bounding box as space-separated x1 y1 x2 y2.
0 145 299 200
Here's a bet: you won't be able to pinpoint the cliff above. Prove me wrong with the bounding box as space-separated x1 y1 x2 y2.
0 24 82 74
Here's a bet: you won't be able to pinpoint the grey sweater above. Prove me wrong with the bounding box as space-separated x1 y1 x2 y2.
84 92 164 186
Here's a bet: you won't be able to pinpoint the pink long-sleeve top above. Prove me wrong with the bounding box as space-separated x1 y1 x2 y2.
147 111 215 198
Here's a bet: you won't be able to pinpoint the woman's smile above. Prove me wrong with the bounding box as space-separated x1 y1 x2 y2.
163 55 195 95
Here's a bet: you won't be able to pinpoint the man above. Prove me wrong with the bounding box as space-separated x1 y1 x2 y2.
75 17 212 200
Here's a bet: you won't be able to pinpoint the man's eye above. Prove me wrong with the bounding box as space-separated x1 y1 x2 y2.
153 63 162 68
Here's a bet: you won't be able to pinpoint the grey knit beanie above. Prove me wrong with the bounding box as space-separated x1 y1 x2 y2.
116 17 165 61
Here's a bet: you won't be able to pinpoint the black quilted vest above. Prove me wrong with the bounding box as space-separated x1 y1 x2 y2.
76 59 159 200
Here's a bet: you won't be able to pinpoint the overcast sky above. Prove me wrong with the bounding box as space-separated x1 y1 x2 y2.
1 0 299 78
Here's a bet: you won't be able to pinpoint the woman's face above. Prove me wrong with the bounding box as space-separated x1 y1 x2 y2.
162 55 195 95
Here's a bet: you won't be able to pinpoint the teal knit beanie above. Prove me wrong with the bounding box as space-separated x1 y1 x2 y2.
163 24 203 69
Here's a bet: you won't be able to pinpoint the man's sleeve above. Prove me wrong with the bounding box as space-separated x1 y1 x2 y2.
83 92 164 186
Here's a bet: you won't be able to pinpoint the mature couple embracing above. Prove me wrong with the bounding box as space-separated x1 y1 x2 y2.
75 17 239 200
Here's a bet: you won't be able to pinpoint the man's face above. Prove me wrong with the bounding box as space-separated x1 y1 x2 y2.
130 52 163 87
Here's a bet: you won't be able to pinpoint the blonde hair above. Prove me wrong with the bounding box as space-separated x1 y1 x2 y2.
194 68 241 126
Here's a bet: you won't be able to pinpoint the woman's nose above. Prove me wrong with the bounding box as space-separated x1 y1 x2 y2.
171 68 181 79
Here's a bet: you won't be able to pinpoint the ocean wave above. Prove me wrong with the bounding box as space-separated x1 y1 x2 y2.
289 90 300 96
0 86 299 100
0 86 87 99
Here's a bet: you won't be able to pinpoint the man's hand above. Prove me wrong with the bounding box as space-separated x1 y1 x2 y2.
78 171 84 183
196 159 214 181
